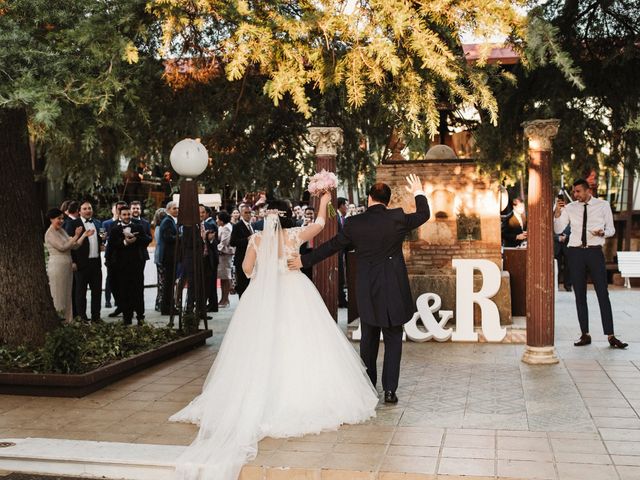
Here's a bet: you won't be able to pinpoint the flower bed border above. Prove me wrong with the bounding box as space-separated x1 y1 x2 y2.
0 329 212 397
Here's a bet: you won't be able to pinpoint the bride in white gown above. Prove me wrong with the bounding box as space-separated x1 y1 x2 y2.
170 192 379 480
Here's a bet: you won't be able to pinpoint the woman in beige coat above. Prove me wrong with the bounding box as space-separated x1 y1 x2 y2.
44 208 93 322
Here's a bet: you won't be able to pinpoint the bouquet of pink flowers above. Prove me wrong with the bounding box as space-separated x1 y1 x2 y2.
308 169 338 195
308 169 338 217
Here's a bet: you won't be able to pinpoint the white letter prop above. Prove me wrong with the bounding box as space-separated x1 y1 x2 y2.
405 293 453 342
451 259 506 342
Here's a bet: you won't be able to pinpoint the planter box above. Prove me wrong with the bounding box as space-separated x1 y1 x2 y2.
0 329 212 397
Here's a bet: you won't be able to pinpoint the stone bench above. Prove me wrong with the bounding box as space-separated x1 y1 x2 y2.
618 251 640 288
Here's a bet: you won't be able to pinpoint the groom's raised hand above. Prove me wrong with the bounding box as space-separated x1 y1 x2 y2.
287 254 302 270
405 174 424 195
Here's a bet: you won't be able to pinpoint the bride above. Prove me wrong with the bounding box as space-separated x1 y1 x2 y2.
170 191 379 480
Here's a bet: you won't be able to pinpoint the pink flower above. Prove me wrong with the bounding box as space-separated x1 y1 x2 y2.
308 169 338 196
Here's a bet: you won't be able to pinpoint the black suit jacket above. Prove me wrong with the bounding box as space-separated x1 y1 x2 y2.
132 217 151 260
64 217 103 270
502 212 527 248
302 195 430 327
230 221 253 267
158 216 178 265
108 222 152 268
203 218 219 268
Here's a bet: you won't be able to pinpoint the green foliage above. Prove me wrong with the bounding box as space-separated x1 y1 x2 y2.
0 0 168 192
43 324 83 373
525 15 584 90
474 1 640 186
152 0 530 137
181 313 200 336
0 322 183 374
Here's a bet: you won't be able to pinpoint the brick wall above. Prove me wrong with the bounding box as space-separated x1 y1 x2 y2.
377 160 502 275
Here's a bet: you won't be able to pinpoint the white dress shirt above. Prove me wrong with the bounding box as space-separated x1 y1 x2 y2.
82 217 99 258
553 196 615 247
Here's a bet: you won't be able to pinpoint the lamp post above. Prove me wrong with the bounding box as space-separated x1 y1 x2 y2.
169 139 209 330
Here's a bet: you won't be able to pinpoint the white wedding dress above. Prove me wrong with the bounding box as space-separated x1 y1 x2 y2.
170 214 378 480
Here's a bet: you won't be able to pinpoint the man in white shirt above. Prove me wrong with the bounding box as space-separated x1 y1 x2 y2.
65 201 103 322
554 179 627 349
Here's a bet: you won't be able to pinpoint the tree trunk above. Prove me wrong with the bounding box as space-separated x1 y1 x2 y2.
0 108 60 346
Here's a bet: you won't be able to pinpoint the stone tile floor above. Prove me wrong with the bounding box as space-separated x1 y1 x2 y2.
1 286 640 479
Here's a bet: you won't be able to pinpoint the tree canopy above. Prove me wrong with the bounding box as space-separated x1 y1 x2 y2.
474 1 640 186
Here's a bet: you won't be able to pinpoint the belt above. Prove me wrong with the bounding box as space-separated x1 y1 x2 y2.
569 245 602 249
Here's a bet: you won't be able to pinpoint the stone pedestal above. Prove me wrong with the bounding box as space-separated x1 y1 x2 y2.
308 127 343 321
521 119 560 365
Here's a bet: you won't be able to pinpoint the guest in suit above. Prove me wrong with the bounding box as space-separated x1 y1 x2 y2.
502 197 527 247
291 175 429 404
131 200 151 319
153 208 167 312
65 201 103 322
299 207 315 281
101 202 120 309
337 197 349 308
44 208 92 323
159 201 179 315
62 200 80 232
108 205 152 325
62 200 80 317
230 205 254 298
200 205 219 312
554 224 572 291
130 201 152 239
104 201 128 316
216 211 235 307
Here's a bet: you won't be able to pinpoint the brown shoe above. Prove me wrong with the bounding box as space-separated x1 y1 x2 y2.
574 334 591 346
609 336 628 349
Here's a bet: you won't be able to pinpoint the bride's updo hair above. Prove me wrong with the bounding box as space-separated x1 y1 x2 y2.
266 199 296 229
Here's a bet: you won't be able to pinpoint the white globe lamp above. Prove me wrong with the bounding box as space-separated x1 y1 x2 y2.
170 139 209 179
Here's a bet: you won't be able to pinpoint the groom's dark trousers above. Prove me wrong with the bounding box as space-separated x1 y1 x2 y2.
360 322 403 392
301 193 430 393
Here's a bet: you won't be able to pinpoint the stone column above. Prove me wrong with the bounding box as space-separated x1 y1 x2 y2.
308 127 343 321
521 119 560 365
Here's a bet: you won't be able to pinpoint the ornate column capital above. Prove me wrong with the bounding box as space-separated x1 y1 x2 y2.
522 119 560 151
308 127 343 156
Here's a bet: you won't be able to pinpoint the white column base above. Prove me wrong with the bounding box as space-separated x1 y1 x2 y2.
521 345 559 365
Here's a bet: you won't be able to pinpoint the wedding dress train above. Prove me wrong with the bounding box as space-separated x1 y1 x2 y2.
170 214 378 480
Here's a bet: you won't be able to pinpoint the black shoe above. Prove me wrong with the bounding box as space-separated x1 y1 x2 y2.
338 302 348 308
108 308 122 318
105 302 112 308
91 317 104 323
609 336 628 349
574 334 591 346
384 391 398 404
564 285 572 292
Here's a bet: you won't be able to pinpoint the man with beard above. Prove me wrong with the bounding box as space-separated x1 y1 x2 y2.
108 205 152 325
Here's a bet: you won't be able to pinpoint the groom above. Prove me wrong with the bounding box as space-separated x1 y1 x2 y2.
289 174 429 403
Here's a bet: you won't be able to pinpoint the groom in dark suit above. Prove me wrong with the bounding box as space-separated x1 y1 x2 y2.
289 175 429 403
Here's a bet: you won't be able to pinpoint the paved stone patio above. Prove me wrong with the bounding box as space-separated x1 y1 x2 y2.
1 286 640 479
